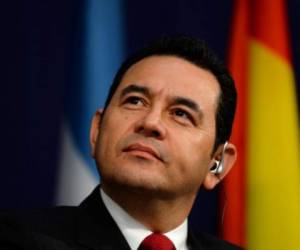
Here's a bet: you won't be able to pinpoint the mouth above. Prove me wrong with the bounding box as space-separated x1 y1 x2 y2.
123 143 163 162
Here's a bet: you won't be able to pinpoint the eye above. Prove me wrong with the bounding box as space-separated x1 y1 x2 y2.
122 96 145 107
126 96 142 104
174 109 188 118
171 108 195 124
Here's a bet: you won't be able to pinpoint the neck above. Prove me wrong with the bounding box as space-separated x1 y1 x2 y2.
102 183 196 233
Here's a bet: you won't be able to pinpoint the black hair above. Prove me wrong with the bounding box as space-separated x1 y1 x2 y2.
103 35 237 152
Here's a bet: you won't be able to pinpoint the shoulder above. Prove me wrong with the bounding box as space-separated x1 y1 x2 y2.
0 206 80 232
0 207 85 249
188 229 243 250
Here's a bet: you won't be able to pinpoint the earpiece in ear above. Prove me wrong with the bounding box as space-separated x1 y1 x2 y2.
210 141 228 174
210 160 222 174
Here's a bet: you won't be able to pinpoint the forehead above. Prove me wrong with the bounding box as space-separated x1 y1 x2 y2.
116 55 220 109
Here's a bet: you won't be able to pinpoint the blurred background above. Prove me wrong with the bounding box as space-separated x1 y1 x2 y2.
1 0 300 249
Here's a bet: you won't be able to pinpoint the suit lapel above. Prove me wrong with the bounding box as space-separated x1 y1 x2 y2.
187 226 205 250
75 186 211 250
75 186 131 250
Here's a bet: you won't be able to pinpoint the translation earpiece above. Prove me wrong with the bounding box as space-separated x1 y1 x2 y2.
210 141 228 174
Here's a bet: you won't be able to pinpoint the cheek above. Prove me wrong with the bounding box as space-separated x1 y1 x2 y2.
98 113 135 157
167 136 212 194
171 134 213 174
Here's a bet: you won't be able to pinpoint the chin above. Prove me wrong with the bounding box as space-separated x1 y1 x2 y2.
98 156 181 198
101 166 165 193
104 172 185 200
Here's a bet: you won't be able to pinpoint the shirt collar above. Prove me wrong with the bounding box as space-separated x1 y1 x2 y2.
100 188 188 250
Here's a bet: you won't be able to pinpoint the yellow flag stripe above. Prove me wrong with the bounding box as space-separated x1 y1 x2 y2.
247 40 300 250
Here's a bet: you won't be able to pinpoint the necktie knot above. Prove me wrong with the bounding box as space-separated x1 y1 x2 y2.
138 233 176 250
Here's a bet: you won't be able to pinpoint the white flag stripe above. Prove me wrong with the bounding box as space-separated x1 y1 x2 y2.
55 123 98 205
55 0 124 205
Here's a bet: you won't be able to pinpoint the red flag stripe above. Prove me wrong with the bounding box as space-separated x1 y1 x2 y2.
251 0 291 62
221 0 248 246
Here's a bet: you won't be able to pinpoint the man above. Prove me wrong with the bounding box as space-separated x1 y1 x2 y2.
0 35 241 249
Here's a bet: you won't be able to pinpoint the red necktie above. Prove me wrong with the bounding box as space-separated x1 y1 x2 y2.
138 233 176 250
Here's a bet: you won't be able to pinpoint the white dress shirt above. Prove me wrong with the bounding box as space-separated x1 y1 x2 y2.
100 188 188 250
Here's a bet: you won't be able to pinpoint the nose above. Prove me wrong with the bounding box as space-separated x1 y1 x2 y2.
134 108 167 140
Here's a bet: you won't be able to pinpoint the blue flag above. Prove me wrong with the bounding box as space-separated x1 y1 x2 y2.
55 0 124 205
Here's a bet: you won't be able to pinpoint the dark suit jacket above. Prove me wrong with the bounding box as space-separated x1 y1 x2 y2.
0 186 242 250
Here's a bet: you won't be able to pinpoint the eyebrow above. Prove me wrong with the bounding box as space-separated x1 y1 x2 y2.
120 84 150 98
120 84 203 119
172 96 203 119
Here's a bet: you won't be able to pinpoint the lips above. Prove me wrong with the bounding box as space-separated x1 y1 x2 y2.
123 143 162 162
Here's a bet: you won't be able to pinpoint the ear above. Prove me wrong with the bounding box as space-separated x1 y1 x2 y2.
203 142 237 190
90 109 104 158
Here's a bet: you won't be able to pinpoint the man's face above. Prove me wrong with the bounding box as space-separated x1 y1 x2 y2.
91 55 220 199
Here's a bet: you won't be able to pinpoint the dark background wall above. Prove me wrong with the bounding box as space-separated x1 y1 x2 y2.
1 0 299 236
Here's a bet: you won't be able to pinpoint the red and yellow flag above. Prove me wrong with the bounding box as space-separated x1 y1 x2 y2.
221 0 249 246
223 0 300 249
